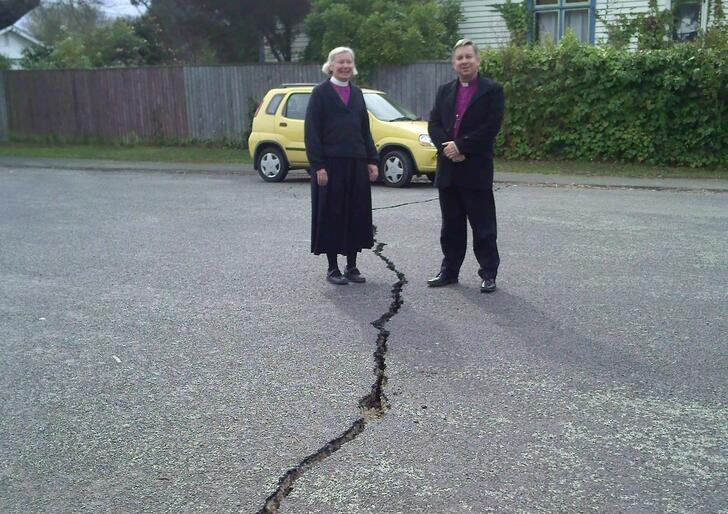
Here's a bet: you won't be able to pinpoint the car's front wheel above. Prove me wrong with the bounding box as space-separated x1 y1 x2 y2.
256 146 289 182
380 149 414 188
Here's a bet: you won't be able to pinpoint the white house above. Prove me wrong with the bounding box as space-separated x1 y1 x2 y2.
270 0 718 61
0 26 42 69
462 0 716 47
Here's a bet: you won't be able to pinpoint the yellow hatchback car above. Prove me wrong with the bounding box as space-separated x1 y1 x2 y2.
248 84 437 187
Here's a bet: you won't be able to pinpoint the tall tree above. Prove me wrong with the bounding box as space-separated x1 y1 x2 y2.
0 0 41 30
130 12 177 65
253 0 310 62
25 0 106 44
304 0 463 69
438 0 465 49
132 0 221 63
130 0 311 63
20 18 151 68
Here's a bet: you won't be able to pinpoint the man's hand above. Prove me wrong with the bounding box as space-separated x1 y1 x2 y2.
442 141 460 160
316 168 328 186
368 163 379 183
452 154 466 162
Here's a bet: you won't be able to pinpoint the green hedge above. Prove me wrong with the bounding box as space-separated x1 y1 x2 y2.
481 38 728 168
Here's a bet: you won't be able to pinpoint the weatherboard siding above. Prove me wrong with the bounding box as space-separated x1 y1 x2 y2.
460 0 512 48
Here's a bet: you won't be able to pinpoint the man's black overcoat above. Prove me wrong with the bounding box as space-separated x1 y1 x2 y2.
428 75 505 190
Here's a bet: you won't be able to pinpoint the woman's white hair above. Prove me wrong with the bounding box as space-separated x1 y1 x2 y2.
321 46 358 76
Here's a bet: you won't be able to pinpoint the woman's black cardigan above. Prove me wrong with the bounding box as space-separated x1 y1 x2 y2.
304 80 378 172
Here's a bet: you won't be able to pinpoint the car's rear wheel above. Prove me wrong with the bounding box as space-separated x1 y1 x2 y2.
426 173 436 184
380 149 413 188
257 146 289 182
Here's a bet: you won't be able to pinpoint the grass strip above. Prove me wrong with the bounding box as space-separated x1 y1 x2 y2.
1 142 726 179
0 142 252 164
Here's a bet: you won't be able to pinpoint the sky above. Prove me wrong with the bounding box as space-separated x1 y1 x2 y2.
96 0 146 18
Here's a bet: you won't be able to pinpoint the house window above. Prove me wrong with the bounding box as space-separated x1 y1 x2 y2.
533 0 595 44
674 1 700 41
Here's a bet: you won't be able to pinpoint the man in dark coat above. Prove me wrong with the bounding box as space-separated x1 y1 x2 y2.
427 38 505 293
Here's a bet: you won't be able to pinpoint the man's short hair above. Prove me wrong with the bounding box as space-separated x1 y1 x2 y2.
452 38 479 56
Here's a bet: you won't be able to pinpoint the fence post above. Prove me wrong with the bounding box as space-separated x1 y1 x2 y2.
0 71 8 142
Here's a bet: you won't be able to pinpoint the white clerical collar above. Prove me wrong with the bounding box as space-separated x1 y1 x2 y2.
460 74 478 87
330 77 350 87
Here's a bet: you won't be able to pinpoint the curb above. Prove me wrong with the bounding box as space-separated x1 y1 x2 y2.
2 157 726 192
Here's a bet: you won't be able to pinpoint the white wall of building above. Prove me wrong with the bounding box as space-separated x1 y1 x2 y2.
460 0 512 48
1 31 30 60
0 28 41 68
263 0 719 61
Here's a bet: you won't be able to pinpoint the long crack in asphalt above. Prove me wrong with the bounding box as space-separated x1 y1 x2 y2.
371 186 504 212
372 197 438 211
258 225 407 513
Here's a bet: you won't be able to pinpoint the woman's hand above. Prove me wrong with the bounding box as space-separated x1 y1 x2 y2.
316 168 328 186
368 163 379 183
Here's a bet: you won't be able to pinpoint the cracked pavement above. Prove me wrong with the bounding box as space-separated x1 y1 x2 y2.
1 164 727 513
259 228 406 513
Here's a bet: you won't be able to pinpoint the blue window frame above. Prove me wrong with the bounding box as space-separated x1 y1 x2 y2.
530 0 596 44
673 1 701 41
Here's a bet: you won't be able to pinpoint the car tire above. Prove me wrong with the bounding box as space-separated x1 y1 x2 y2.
426 173 436 185
380 149 414 188
257 146 289 182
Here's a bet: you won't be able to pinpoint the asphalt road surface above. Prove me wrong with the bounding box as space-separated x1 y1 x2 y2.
1 166 726 513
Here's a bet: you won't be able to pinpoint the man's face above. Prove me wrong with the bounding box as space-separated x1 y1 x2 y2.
452 45 480 82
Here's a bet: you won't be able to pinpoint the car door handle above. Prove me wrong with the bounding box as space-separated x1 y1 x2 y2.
279 122 287 127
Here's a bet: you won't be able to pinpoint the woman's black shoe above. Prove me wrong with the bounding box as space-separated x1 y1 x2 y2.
327 269 349 285
344 266 366 283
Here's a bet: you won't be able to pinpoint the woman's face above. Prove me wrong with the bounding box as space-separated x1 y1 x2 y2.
330 52 354 82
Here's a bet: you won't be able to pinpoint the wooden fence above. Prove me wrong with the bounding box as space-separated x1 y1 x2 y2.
370 62 452 121
0 75 7 141
0 62 454 144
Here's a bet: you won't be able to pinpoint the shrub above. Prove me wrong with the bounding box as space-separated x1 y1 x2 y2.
481 36 728 167
0 53 12 70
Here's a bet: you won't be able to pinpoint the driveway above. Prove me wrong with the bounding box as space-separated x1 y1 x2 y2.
1 163 726 513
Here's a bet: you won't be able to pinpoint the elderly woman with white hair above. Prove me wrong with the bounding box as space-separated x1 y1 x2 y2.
305 46 379 285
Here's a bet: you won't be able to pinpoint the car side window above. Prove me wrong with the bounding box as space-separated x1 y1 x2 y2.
284 93 311 120
265 94 284 115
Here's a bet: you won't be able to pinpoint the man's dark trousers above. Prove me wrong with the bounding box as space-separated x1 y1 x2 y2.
439 186 499 280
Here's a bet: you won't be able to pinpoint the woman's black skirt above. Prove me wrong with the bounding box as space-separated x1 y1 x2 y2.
311 157 373 255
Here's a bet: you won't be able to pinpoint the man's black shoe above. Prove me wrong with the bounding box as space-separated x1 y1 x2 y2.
480 277 496 293
327 269 349 285
344 266 366 283
427 273 458 287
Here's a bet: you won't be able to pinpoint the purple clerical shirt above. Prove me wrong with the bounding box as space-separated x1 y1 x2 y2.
452 77 478 138
331 82 351 106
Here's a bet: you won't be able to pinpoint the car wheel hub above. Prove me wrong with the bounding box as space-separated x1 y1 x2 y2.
384 156 403 183
260 153 281 178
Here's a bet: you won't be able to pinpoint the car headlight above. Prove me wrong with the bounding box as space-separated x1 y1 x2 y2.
418 134 434 147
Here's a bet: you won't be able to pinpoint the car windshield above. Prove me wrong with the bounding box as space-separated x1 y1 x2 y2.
364 93 419 122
